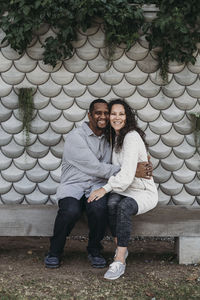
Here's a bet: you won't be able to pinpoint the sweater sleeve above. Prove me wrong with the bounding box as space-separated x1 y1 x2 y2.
103 132 143 193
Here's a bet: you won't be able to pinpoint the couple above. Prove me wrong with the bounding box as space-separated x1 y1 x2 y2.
45 98 158 280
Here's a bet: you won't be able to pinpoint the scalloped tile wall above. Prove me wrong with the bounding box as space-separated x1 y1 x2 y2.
0 24 199 206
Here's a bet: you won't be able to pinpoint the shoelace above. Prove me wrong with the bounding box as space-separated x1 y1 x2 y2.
108 262 123 273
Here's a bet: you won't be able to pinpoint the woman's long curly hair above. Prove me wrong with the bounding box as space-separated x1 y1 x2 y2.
106 99 148 152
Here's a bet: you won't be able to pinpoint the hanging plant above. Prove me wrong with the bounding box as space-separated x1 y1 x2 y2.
190 112 200 148
18 88 34 147
0 0 200 80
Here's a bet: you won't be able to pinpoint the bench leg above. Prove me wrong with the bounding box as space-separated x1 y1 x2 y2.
175 237 200 264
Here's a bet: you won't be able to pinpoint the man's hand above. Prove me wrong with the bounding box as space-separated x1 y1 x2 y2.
87 188 106 203
135 155 153 179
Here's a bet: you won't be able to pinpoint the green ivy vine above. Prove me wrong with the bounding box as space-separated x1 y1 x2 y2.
18 88 34 147
190 112 200 148
0 0 200 80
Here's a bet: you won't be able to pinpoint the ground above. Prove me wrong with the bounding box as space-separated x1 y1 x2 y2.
0 237 200 300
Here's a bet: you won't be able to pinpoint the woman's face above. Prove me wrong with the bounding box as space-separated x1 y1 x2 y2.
110 104 126 135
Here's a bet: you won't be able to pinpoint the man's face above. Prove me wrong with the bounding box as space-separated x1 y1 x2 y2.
88 103 109 136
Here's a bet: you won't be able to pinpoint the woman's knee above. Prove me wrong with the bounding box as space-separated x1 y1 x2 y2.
118 197 138 216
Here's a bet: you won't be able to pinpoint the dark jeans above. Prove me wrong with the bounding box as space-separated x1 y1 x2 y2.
108 193 138 247
49 195 108 256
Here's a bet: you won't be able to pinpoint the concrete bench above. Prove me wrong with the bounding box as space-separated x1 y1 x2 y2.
0 205 200 264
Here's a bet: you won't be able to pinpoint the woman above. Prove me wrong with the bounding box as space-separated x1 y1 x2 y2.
88 99 158 280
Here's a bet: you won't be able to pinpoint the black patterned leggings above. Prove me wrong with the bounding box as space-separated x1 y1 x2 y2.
108 193 138 247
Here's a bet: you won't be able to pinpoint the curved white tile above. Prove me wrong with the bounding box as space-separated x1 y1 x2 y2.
137 79 160 98
174 115 193 135
63 78 86 97
101 46 124 60
172 189 195 205
71 31 87 48
144 127 160 146
78 24 100 36
160 177 183 195
76 40 99 60
161 152 183 171
185 176 200 196
173 164 196 183
186 79 200 98
1 188 24 204
26 65 49 85
0 77 12 97
26 139 49 158
38 175 58 195
112 78 136 98
88 78 111 97
39 78 61 97
26 40 44 60
100 65 123 85
38 60 62 73
1 163 24 182
153 164 171 183
174 91 197 110
157 188 171 205
14 153 37 170
14 176 36 194
76 65 99 85
125 65 148 85
149 140 171 159
1 139 24 158
88 27 105 48
30 114 49 134
0 52 12 72
0 126 12 146
173 139 195 159
63 102 86 122
126 42 148 61
33 91 49 110
14 132 37 147
38 152 61 171
137 103 160 122
124 92 147 110
51 139 65 158
14 53 37 72
161 127 184 147
51 65 74 85
162 103 185 122
26 163 49 182
26 187 48 204
0 174 12 194
1 114 22 134
149 115 172 135
1 90 18 109
51 91 74 110
137 53 158 73
88 53 109 73
0 29 8 47
38 127 61 146
39 102 62 122
168 60 185 73
188 54 200 73
51 115 74 134
50 166 61 182
1 45 22 60
150 71 173 85
113 55 136 73
162 79 185 98
185 153 200 171
0 151 12 170
64 53 87 73
174 67 197 86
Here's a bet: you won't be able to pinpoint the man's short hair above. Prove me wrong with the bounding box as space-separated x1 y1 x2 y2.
89 99 108 113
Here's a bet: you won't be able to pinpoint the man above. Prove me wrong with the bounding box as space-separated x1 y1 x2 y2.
45 99 152 269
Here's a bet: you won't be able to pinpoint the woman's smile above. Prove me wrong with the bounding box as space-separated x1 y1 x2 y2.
110 104 126 135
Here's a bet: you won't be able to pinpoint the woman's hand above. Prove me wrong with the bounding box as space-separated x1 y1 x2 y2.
87 188 106 203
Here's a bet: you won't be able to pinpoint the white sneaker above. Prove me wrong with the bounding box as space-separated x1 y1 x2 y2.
104 261 126 280
114 249 128 261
